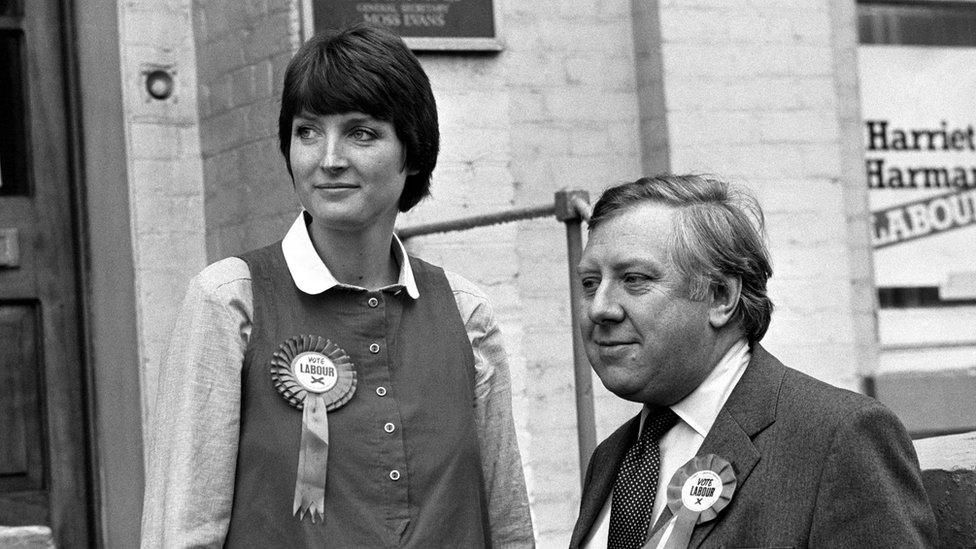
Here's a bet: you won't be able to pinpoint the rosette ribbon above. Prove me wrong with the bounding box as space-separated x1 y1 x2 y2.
269 335 357 523
643 454 737 549
294 393 329 521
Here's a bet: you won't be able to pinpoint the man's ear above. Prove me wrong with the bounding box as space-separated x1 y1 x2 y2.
708 275 741 329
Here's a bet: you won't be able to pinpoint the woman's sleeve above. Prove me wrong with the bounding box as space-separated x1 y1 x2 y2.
448 271 536 548
140 259 252 549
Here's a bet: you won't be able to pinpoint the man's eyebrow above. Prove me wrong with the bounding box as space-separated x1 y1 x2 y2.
576 257 661 275
611 257 660 271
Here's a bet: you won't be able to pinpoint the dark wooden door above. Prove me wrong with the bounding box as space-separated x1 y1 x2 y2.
0 0 92 546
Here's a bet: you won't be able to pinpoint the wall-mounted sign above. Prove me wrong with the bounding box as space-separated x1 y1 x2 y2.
872 189 976 249
306 0 500 51
865 119 976 189
859 46 976 288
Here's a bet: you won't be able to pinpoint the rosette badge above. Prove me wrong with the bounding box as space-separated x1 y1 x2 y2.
270 335 357 522
271 335 356 410
643 454 736 549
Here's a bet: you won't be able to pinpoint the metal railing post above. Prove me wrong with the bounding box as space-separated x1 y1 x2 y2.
398 189 597 486
396 204 556 240
555 190 596 485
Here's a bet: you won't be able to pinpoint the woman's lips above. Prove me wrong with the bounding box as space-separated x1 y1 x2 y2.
313 183 358 189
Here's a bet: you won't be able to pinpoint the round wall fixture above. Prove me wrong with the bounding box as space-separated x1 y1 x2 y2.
145 69 174 100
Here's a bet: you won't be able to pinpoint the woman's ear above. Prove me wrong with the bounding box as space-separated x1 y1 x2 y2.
708 275 741 329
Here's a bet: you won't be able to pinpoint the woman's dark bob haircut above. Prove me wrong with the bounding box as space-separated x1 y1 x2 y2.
278 24 438 212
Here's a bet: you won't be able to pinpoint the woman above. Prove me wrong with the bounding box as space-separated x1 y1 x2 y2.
141 24 533 548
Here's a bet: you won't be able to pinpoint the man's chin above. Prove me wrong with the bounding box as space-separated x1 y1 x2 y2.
594 371 646 403
613 390 651 404
594 374 673 406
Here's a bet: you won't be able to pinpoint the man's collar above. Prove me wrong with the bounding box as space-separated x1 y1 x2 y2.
280 211 420 298
642 338 751 438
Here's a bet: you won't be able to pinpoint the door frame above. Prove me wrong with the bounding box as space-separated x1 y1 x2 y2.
65 1 145 547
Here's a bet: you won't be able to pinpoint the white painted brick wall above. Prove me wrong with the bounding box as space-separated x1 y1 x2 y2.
658 0 873 391
117 0 208 427
118 1 875 546
500 0 646 543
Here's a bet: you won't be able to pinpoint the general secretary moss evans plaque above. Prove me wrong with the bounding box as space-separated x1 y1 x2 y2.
312 0 495 42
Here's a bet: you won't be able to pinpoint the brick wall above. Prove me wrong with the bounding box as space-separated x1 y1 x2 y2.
121 1 879 546
116 0 208 422
654 0 877 390
401 0 652 543
829 0 880 378
192 0 300 261
188 2 646 541
502 0 647 543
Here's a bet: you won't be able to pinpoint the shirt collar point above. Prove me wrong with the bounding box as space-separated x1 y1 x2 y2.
391 233 420 299
670 406 709 439
668 338 751 438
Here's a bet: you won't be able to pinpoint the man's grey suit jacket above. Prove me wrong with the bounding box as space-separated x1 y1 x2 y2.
569 345 937 548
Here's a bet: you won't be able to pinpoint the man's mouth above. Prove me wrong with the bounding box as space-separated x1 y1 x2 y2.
593 340 636 347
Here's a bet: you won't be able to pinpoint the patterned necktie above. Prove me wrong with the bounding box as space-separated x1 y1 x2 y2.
607 408 678 549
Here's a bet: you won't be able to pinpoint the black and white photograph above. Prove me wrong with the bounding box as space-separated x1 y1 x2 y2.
0 1 973 547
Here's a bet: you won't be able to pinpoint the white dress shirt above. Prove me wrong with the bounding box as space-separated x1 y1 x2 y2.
582 339 751 548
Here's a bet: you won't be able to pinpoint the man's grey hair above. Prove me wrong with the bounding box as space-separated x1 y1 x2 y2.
588 174 774 343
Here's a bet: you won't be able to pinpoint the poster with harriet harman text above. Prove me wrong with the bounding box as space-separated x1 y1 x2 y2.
859 45 976 289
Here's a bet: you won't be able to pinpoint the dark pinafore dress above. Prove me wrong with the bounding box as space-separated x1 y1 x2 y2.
224 243 490 548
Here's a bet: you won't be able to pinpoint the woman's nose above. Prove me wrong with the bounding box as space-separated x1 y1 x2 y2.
320 138 349 171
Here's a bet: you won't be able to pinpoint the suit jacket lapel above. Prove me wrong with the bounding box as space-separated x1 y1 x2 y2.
688 344 785 548
571 415 640 547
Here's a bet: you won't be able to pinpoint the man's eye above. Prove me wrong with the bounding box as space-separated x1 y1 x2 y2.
579 277 599 295
622 273 649 285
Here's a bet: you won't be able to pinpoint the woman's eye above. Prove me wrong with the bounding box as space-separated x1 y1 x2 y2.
350 128 377 142
295 126 316 140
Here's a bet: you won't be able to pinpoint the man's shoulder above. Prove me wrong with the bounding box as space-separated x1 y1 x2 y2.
758 348 895 431
712 348 935 546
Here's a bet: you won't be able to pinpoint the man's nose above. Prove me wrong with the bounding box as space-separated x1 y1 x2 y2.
586 283 624 325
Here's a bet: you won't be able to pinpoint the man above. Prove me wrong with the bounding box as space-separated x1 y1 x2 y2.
570 175 937 548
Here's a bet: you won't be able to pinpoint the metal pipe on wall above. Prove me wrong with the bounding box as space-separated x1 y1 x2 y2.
555 191 595 483
398 190 597 486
